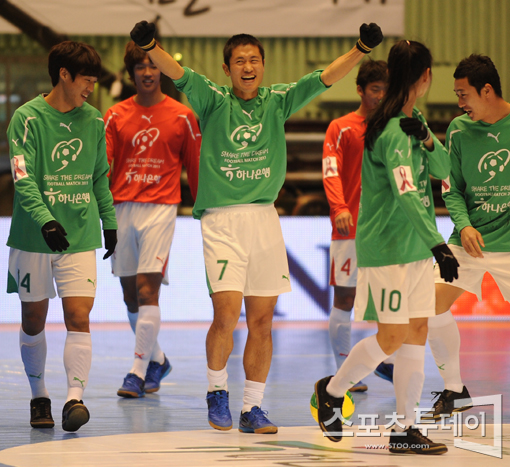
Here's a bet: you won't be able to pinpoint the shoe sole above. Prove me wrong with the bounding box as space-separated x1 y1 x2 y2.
62 404 90 432
209 420 232 431
314 379 342 443
374 370 393 383
117 389 145 398
389 445 448 455
423 404 473 421
239 426 278 434
30 420 55 429
349 384 368 392
145 365 172 394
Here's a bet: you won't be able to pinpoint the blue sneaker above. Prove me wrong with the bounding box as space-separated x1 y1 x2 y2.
239 406 278 434
145 356 172 393
374 362 394 383
117 373 145 398
349 380 368 392
206 390 232 430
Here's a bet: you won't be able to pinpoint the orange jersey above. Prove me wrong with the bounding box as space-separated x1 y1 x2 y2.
322 112 365 240
105 96 201 205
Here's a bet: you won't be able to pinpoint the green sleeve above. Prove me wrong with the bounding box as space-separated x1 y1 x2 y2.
7 111 54 229
443 124 471 232
93 122 117 230
382 128 444 249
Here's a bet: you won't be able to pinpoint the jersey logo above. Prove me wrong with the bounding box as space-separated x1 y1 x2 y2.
221 164 241 181
60 122 73 132
487 132 500 143
141 115 153 123
125 170 137 183
231 123 262 150
242 109 254 120
393 165 417 195
478 148 510 182
441 176 451 194
11 139 19 146
394 148 405 159
11 155 28 182
51 138 83 172
325 142 335 152
322 156 338 178
43 187 61 205
132 128 160 155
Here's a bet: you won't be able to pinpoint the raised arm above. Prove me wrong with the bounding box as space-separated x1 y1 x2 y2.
130 21 185 80
321 23 383 87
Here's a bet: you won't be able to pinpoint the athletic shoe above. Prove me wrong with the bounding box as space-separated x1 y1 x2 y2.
206 390 232 430
314 375 344 442
145 356 172 393
389 427 447 455
117 373 145 398
422 386 472 421
62 399 90 432
349 380 368 392
30 397 54 428
374 362 394 383
239 406 278 434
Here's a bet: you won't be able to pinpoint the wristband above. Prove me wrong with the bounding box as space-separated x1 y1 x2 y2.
356 39 372 54
140 38 156 51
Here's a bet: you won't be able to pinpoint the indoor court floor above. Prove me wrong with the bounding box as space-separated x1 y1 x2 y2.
0 320 508 466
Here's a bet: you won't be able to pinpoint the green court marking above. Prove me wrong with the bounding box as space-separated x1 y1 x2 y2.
259 440 353 453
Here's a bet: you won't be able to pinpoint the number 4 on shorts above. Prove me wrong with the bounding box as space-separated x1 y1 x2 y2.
217 260 228 280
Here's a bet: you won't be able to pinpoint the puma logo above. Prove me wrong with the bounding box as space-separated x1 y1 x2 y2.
440 252 454 260
29 373 42 379
242 109 254 120
60 122 72 132
11 139 19 146
142 115 153 123
437 364 445 371
282 274 290 281
488 132 500 142
395 149 404 158
73 376 85 387
135 352 144 359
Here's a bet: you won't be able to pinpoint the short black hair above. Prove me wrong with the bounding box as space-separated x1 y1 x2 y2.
223 34 265 69
356 59 387 91
124 40 164 82
454 54 502 98
48 41 102 87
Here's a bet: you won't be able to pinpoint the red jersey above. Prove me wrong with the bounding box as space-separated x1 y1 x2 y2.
322 112 365 240
105 96 201 205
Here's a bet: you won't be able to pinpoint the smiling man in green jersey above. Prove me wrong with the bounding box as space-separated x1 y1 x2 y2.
129 20 382 434
6 41 117 432
425 54 510 420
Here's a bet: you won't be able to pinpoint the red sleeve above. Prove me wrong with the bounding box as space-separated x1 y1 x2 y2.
179 109 201 202
104 108 116 177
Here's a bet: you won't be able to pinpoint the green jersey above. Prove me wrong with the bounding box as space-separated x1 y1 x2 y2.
444 113 510 252
7 95 117 254
356 108 450 267
173 67 328 219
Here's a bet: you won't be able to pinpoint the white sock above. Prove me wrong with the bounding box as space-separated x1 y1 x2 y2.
394 344 425 429
327 334 389 397
127 310 165 364
207 365 228 392
428 311 463 392
328 306 351 369
384 354 396 365
130 305 161 379
63 331 92 402
20 329 49 399
242 380 265 413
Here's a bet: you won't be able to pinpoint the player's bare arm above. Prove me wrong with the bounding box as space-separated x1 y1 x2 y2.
334 211 353 237
321 23 383 87
460 225 485 258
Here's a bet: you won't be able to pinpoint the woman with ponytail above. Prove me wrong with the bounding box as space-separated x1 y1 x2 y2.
314 41 458 455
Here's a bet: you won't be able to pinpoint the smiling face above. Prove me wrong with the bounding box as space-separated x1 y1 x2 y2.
222 44 265 101
133 56 161 96
454 77 490 121
61 70 97 110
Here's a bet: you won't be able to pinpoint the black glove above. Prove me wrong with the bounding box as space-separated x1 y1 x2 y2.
130 21 156 51
103 229 117 260
356 23 383 53
41 220 69 253
399 117 430 142
431 243 459 283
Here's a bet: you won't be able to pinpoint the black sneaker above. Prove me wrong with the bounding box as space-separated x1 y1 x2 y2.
389 427 447 455
62 399 90 432
422 386 472 421
314 375 344 442
30 397 54 428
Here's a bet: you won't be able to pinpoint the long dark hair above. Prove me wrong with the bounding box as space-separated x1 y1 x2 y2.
365 40 432 150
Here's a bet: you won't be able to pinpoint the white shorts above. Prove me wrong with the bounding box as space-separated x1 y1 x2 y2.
7 248 97 302
434 244 510 301
201 204 292 296
329 239 357 288
354 258 435 324
112 202 177 285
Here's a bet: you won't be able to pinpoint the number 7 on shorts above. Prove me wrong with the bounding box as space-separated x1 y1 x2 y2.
217 260 228 280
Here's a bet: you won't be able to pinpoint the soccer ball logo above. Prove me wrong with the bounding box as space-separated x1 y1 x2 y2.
231 124 262 150
51 138 83 172
132 128 160 155
478 149 510 182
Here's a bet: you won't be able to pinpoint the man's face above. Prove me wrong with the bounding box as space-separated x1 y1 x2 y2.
133 56 161 95
454 77 489 121
223 44 264 100
358 80 387 111
62 71 97 109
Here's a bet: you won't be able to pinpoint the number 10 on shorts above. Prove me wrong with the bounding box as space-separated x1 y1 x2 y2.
380 288 401 312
